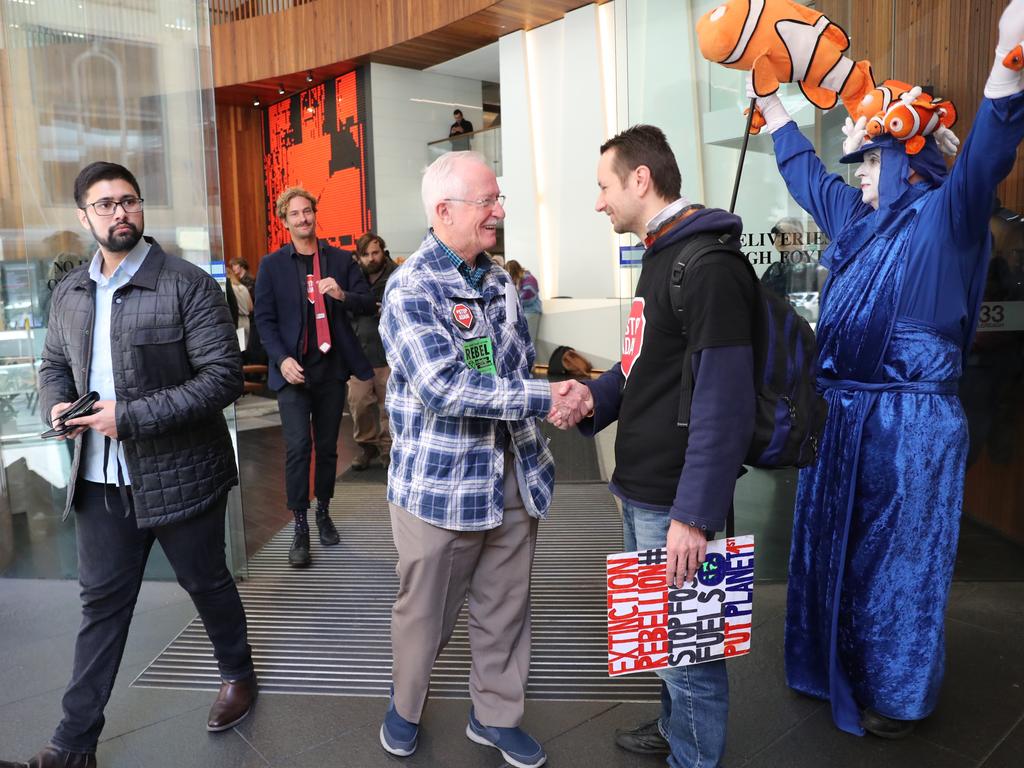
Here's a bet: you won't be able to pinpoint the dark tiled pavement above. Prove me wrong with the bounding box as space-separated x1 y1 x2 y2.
1 578 1022 767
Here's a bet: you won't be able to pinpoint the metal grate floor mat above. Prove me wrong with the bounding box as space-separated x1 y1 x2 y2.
132 483 660 702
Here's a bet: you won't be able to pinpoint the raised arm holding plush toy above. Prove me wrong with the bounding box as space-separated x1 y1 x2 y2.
735 0 1024 740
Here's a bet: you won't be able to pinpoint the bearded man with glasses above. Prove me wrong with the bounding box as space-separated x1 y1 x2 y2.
0 162 255 768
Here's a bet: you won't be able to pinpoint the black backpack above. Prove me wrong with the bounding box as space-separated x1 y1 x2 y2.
669 232 827 470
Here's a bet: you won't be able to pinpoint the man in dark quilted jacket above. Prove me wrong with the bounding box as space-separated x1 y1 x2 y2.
0 162 256 768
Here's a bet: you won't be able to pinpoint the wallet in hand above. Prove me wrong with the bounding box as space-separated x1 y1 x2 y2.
41 391 101 439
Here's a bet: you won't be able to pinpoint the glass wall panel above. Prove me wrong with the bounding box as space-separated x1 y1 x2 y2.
0 0 245 579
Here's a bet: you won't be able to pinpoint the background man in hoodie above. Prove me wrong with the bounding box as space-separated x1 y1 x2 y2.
347 232 397 470
553 125 756 768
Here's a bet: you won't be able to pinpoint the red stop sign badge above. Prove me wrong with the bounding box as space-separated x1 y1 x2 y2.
621 297 646 379
452 303 475 330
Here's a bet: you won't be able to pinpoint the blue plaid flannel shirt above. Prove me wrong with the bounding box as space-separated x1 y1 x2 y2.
380 232 554 531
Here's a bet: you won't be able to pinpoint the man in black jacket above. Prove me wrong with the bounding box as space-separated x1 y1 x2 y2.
348 232 398 470
254 187 375 567
449 109 474 150
1 162 255 768
552 126 756 768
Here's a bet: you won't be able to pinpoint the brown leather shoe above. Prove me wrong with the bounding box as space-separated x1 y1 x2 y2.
207 672 258 732
0 745 97 768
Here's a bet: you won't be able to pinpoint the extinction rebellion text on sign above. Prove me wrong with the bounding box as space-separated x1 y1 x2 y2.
606 536 755 677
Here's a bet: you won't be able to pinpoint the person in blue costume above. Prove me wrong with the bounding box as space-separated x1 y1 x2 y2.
748 0 1024 740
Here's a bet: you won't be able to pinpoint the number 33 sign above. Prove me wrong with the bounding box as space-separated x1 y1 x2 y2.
977 301 1024 331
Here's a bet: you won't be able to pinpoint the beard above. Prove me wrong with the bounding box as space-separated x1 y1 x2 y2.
360 259 385 277
91 219 143 253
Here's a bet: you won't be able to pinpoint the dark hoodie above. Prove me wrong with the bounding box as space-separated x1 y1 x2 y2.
583 206 756 532
351 258 398 368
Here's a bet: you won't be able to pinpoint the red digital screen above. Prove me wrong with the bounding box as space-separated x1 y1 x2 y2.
263 69 374 251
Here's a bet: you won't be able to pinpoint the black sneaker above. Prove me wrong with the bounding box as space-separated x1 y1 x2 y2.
315 503 340 546
614 718 670 755
861 708 916 739
288 527 311 567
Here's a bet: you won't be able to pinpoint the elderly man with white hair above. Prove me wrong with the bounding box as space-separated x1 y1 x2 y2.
376 151 585 768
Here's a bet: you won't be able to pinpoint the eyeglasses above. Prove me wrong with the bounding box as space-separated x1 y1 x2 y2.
444 195 506 209
81 197 144 216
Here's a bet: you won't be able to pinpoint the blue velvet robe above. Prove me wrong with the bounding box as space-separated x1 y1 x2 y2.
771 93 1024 735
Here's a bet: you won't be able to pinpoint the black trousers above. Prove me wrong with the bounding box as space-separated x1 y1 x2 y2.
52 482 253 754
277 379 347 510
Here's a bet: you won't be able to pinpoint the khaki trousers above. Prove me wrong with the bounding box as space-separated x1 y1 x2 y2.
348 367 391 452
389 454 537 727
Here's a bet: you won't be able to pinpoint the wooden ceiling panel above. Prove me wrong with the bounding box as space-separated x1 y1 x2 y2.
215 0 610 104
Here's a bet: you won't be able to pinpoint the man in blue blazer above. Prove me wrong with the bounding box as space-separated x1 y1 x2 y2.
254 187 375 566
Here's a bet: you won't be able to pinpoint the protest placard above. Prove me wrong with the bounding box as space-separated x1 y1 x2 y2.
606 535 754 677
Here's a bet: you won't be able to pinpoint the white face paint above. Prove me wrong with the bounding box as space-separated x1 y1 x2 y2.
854 149 882 210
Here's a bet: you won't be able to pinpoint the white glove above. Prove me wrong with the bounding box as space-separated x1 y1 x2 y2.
934 125 961 156
986 0 1024 98
745 75 792 133
841 116 868 155
901 86 924 104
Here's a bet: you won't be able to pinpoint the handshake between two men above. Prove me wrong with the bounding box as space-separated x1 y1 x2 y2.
546 379 594 429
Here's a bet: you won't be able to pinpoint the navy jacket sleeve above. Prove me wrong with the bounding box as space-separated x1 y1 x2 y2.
772 121 869 242
253 256 291 367
578 363 625 436
670 346 754 531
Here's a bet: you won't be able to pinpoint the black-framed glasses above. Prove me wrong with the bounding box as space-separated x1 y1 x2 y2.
444 195 506 208
81 197 144 216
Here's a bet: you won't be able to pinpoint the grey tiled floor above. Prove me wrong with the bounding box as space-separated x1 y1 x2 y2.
1 579 1021 767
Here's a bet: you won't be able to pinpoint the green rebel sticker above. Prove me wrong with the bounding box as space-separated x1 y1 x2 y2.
463 337 497 374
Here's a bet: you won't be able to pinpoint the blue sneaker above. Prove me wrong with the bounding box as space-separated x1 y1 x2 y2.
466 708 547 768
379 692 418 757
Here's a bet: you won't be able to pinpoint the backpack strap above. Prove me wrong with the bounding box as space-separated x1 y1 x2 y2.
669 232 739 428
669 232 746 540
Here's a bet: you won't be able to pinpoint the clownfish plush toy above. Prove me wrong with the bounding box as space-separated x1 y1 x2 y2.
696 0 874 113
850 80 959 156
852 79 916 122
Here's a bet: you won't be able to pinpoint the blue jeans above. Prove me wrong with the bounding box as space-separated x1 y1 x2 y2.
622 500 728 768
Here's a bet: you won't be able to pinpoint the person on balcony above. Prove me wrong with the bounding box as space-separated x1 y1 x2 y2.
449 108 474 150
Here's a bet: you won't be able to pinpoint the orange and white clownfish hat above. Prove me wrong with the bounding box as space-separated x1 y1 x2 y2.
843 81 960 160
695 0 874 114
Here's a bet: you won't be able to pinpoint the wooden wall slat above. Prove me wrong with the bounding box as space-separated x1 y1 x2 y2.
216 103 270 273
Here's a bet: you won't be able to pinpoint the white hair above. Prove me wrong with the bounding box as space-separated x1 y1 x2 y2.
421 151 488 225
